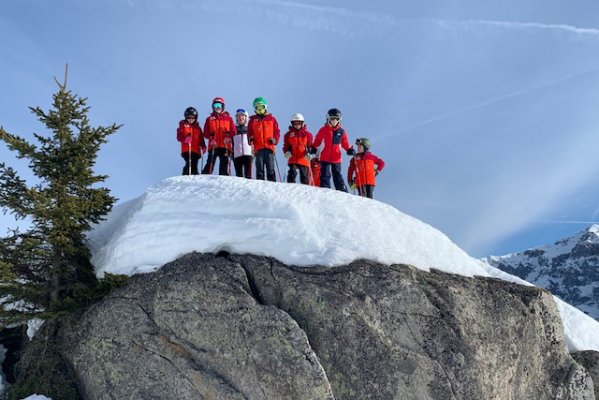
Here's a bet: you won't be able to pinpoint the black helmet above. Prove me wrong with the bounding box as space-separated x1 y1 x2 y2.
184 107 198 118
326 108 342 121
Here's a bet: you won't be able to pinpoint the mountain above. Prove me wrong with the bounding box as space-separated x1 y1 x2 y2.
485 225 599 320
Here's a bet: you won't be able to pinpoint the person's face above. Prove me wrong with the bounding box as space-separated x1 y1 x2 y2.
236 114 247 125
328 117 340 127
291 120 303 129
357 144 365 153
254 104 267 116
213 102 224 113
186 115 196 123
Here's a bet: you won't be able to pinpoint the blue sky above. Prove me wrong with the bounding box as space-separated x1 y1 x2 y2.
2 0 599 257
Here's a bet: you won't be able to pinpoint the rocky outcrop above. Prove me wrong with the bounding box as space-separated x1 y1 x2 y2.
573 351 599 399
63 253 595 399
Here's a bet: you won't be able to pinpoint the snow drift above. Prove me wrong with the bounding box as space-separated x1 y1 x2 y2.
87 176 599 352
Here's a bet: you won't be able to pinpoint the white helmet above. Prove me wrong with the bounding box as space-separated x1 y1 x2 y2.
290 113 305 123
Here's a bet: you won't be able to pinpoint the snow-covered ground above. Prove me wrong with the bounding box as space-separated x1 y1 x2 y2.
87 175 599 352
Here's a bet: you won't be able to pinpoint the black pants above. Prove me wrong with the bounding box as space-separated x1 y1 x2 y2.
255 148 276 181
234 155 252 179
181 152 200 175
287 165 309 184
202 148 230 176
319 161 347 192
357 185 375 199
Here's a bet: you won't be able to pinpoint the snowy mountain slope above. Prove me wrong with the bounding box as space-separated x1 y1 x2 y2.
87 176 599 352
485 225 599 319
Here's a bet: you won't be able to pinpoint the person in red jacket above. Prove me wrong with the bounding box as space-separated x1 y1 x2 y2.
201 97 236 175
248 97 280 181
312 108 354 191
347 137 385 199
176 106 205 175
309 155 321 187
282 113 314 184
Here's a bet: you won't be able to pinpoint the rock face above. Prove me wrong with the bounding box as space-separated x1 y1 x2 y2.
64 253 595 399
573 351 599 399
485 225 599 320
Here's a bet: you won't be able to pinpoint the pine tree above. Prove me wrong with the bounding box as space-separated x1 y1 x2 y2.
0 67 121 324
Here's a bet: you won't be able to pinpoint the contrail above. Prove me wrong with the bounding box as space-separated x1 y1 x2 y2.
377 64 599 139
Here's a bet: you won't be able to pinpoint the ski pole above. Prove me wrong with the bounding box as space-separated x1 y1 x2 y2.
273 147 282 182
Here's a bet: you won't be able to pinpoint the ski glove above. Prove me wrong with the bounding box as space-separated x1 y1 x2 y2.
201 146 207 154
268 137 277 145
346 147 355 156
309 147 318 155
209 140 217 149
284 152 292 159
375 169 380 176
224 137 232 145
349 179 356 190
183 136 192 144
305 153 312 161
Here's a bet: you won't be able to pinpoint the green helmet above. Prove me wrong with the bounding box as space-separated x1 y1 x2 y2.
253 97 267 107
356 137 371 151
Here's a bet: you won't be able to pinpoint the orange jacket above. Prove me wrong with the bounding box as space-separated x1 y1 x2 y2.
176 120 205 155
310 158 321 187
203 111 236 150
347 151 385 187
313 124 351 163
248 114 281 152
283 126 314 167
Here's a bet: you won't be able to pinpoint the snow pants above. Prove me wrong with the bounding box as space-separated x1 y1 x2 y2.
286 164 309 184
357 185 375 199
255 148 276 182
181 152 200 175
319 161 347 192
202 148 230 176
234 155 253 179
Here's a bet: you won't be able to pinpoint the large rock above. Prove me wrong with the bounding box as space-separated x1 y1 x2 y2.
64 253 594 399
573 351 599 399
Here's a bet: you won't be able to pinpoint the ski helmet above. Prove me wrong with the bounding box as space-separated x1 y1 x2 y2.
236 108 249 118
290 113 305 124
253 97 267 108
212 97 225 109
184 107 198 119
356 137 371 151
326 108 342 121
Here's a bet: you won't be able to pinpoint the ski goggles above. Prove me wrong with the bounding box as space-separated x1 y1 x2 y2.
236 108 248 116
213 102 223 109
355 138 364 145
328 116 340 121
254 104 267 111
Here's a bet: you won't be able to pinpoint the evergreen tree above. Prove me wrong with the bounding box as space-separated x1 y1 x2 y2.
0 69 121 324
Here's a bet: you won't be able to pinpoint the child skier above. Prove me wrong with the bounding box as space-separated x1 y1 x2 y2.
233 108 253 179
282 113 314 184
312 108 354 191
176 106 205 175
310 155 321 187
347 137 385 199
247 97 280 182
202 97 236 175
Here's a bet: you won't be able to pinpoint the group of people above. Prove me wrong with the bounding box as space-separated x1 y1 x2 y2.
176 97 385 198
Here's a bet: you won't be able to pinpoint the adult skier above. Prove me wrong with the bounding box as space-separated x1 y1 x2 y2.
233 108 253 179
176 106 205 175
202 97 236 175
282 113 314 184
247 97 280 182
312 108 353 191
347 137 385 199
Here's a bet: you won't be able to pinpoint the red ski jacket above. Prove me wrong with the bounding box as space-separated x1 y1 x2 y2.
283 126 314 167
347 151 385 187
248 113 281 152
204 111 236 151
313 123 351 164
310 158 321 187
176 120 205 155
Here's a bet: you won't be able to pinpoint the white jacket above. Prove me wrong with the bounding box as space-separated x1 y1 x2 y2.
233 124 253 158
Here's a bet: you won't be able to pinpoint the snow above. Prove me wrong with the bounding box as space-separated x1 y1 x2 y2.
87 176 599 352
